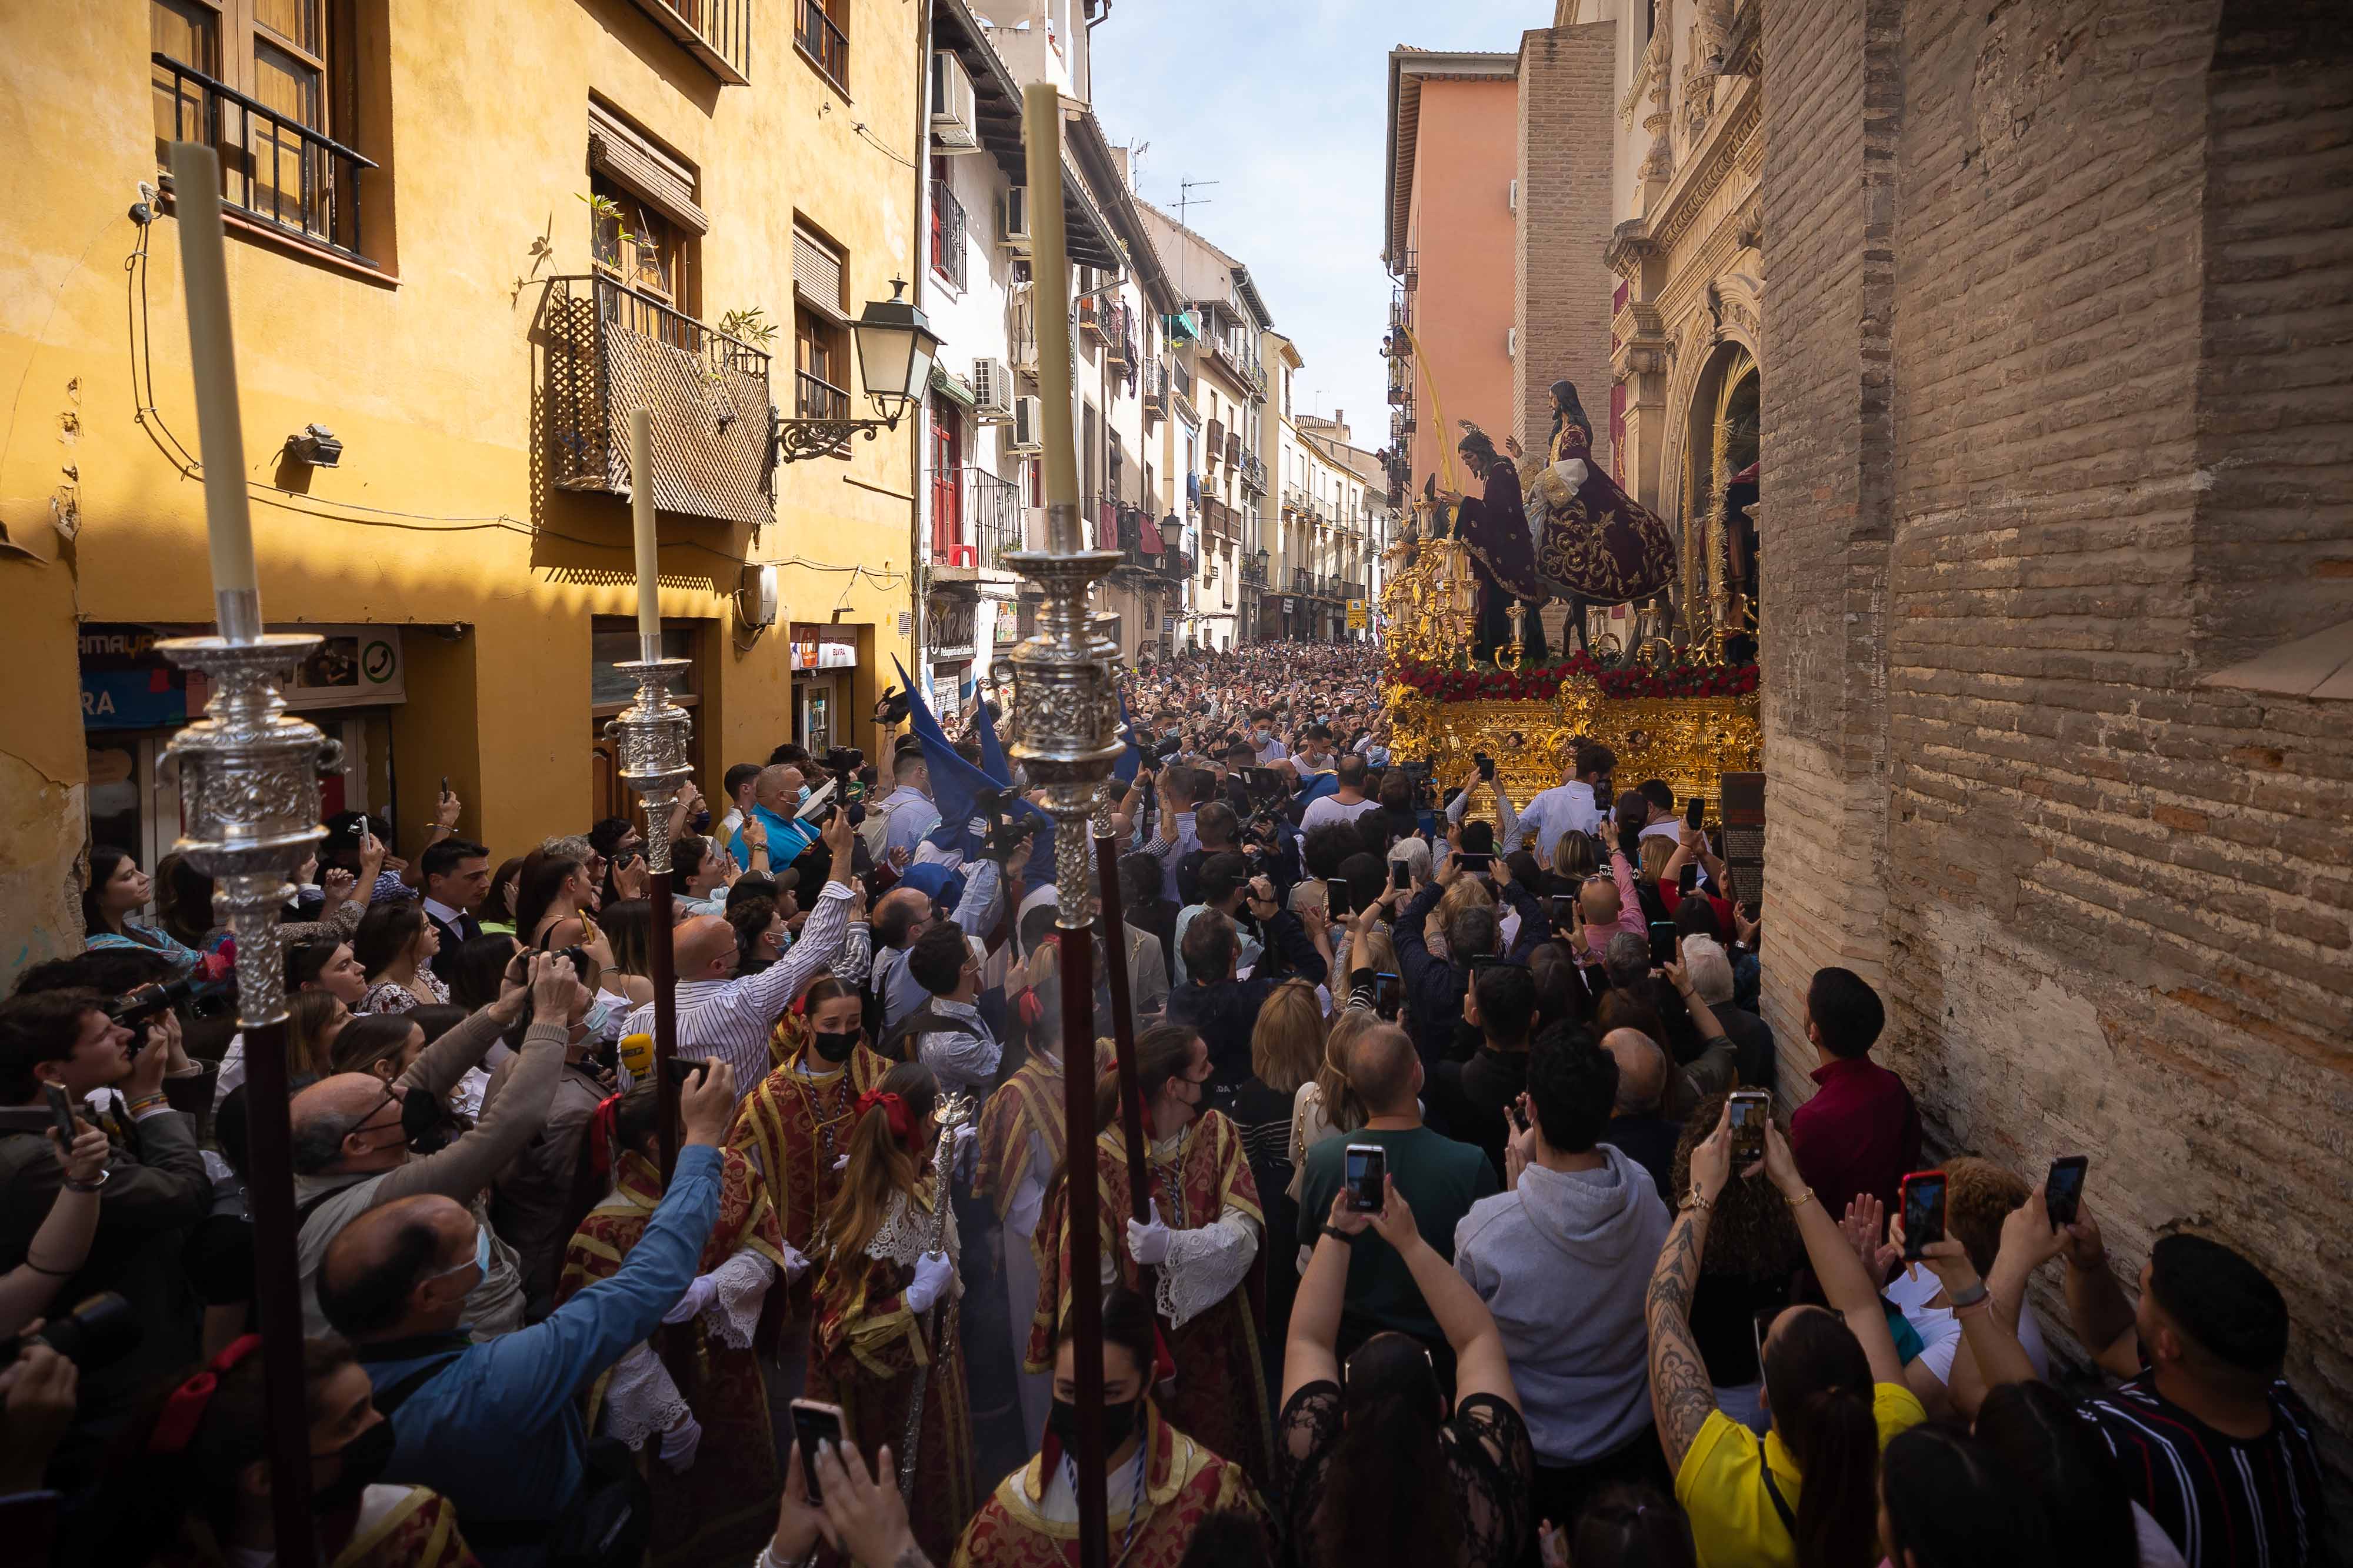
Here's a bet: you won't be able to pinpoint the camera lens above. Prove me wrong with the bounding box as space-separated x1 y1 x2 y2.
5 1292 141 1371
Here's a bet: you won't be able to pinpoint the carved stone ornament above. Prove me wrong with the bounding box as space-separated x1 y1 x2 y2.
157 632 341 1029
604 658 696 873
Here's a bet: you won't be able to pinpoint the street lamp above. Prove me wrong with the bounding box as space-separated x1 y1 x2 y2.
772 278 944 465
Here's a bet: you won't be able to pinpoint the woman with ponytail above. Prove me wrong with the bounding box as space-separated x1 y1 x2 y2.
554 1076 788 1565
1644 1103 1926 1566
1026 1022 1274 1492
1278 1159 1532 1568
804 1060 976 1566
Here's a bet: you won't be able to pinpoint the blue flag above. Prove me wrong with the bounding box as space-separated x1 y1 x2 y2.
894 658 1057 876
1112 690 1143 786
974 686 1010 783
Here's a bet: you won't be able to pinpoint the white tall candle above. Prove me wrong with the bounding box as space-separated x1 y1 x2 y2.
629 408 660 655
1021 85 1081 546
166 142 262 642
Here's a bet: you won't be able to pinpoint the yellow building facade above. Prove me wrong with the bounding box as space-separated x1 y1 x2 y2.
0 1 926 979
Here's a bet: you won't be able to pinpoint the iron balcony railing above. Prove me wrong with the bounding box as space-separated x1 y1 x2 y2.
967 468 1022 568
1239 453 1267 495
930 177 967 290
1105 303 1135 369
797 370 849 422
1142 356 1169 419
152 52 376 263
624 0 754 84
1291 567 1313 596
1241 556 1267 587
796 0 849 89
545 273 775 528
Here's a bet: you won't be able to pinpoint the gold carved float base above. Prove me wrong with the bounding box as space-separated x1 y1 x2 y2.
1385 682 1762 830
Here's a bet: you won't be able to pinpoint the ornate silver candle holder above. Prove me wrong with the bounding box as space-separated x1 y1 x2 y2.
157 633 338 1026
605 656 696 873
1004 523 1125 926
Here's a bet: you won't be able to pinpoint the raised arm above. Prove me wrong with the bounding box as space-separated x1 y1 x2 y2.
380 955 572 1206
1282 1193 1350 1406
1355 1178 1518 1413
1762 1119 1904 1385
1647 1103 1728 1474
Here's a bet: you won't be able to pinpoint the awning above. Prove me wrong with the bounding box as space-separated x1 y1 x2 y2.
589 102 708 235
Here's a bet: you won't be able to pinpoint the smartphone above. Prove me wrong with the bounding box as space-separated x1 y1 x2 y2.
1474 752 1496 782
2045 1155 2088 1229
1647 919 1678 966
1389 860 1411 892
1679 862 1700 895
789 1399 846 1502
1900 1170 1948 1260
1685 796 1704 830
1344 1143 1387 1211
1551 893 1577 928
1457 852 1491 876
43 1082 78 1146
661 1055 708 1088
1728 1089 1771 1165
1326 878 1353 916
1506 1096 1529 1133
441 775 451 799
1372 972 1403 1020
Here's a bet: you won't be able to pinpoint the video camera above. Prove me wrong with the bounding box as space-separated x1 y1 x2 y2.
1399 759 1439 812
108 972 229 1029
0 1291 139 1370
974 786 1042 861
874 687 912 727
802 746 868 829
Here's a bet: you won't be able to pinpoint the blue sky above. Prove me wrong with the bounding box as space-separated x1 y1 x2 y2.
1090 0 1538 451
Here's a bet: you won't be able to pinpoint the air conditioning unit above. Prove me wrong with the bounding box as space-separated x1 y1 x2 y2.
929 51 979 153
737 562 778 629
999 186 1032 252
1009 395 1044 453
971 357 1012 421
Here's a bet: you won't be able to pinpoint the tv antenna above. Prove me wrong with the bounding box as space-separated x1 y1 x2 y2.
1175 178 1218 295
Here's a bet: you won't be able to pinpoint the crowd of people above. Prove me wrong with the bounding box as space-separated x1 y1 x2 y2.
0 636 2326 1568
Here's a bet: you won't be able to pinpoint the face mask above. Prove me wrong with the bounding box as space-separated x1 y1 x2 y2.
582 999 613 1036
400 1086 458 1155
810 1029 859 1065
798 784 812 805
1048 1394 1144 1453
312 1416 396 1514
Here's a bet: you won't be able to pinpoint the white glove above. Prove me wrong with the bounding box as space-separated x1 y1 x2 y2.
662 1273 719 1325
904 1250 954 1315
782 1243 813 1282
1127 1208 1174 1266
658 1412 702 1472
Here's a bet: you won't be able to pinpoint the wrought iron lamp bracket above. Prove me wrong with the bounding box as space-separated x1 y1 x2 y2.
771 405 905 466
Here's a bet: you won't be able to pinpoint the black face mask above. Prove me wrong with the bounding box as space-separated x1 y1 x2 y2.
312 1416 395 1514
810 1029 859 1065
399 1087 458 1155
1048 1394 1144 1453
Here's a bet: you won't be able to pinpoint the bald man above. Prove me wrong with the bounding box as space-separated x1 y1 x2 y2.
319 1060 736 1564
1293 1022 1498 1365
619 808 858 1101
1596 1027 1678 1207
288 953 581 1338
728 763 818 873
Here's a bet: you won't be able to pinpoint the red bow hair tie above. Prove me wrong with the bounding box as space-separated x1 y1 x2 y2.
147 1333 263 1453
587 1091 625 1175
852 1089 915 1147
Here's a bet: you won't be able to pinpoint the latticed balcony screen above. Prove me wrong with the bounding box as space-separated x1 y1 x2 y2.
546 275 775 528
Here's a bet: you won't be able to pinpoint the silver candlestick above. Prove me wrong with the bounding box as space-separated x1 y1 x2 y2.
1004 532 1126 927
604 655 696 875
157 632 339 1026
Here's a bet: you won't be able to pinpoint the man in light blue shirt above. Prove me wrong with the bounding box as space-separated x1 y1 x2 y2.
1509 742 1617 865
729 763 819 871
872 750 942 859
321 1060 740 1567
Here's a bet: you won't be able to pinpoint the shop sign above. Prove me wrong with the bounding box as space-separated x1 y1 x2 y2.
790 625 860 670
79 622 404 730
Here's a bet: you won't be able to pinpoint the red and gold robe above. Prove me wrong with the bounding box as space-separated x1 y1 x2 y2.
164 1486 477 1568
806 1181 978 1567
1025 1110 1273 1491
728 1042 891 1313
950 1402 1266 1568
974 1040 1113 1219
556 1148 787 1568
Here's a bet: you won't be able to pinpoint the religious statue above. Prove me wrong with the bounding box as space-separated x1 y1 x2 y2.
1434 428 1551 665
1511 379 1679 654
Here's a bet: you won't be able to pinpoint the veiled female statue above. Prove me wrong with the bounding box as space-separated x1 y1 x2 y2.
1508 380 1679 652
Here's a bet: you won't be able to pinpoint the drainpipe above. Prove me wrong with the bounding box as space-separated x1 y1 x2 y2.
909 0 934 718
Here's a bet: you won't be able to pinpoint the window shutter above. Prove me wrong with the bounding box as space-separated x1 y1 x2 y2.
794 225 851 325
586 102 708 235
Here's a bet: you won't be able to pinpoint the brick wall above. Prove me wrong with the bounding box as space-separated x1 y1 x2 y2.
1765 0 2353 1499
1514 24 1618 466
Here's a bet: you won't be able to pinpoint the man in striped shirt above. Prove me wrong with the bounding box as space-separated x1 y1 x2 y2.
619 809 857 1102
2065 1223 2324 1567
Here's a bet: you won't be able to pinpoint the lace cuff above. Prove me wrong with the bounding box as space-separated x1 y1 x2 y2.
702 1250 776 1349
601 1342 689 1450
1154 1207 1261 1330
